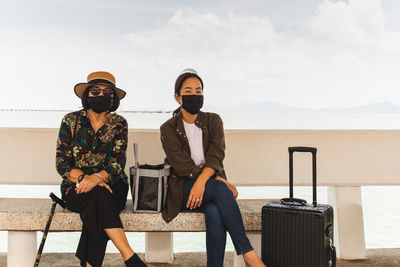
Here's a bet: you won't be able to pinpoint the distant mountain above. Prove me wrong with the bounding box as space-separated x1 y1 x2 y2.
205 101 400 113
205 101 308 113
320 101 400 113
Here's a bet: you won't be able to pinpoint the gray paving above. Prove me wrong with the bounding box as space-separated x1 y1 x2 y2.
1 249 399 267
1 252 230 267
336 248 400 267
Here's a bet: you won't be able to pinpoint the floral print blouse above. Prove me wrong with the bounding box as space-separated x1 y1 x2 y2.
56 109 128 196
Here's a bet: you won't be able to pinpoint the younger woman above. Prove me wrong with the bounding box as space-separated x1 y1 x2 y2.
160 69 265 267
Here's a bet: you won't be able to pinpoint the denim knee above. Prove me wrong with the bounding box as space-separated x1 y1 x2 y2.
203 202 224 227
205 179 233 200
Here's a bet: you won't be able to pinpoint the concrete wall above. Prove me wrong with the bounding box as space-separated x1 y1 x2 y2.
1 128 400 186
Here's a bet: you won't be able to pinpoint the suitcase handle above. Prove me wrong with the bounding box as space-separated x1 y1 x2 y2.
280 197 307 206
289 147 317 153
288 146 317 207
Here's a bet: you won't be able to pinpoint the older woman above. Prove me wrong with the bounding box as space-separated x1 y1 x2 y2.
56 71 146 267
160 69 265 267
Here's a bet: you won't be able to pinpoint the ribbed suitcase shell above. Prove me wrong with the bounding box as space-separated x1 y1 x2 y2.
261 146 335 267
262 202 334 267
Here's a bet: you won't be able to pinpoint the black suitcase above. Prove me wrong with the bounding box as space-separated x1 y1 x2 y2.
262 147 336 267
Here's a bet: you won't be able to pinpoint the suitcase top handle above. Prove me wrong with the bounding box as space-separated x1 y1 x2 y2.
288 146 317 207
280 197 307 206
289 146 317 154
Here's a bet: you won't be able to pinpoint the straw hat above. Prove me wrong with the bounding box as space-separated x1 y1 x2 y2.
74 71 126 99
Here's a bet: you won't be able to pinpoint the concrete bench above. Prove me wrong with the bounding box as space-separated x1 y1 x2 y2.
0 198 272 267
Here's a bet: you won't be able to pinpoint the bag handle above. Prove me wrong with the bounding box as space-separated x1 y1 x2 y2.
133 143 139 167
288 146 317 207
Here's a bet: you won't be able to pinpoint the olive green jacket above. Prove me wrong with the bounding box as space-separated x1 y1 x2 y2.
160 110 226 222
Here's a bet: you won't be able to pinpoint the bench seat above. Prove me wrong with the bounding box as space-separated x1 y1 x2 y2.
0 198 273 232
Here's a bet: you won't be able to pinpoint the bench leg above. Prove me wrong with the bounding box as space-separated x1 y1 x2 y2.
328 186 367 260
233 231 261 267
8 231 37 267
145 232 173 263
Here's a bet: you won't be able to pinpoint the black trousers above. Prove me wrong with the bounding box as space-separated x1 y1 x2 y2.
64 179 128 267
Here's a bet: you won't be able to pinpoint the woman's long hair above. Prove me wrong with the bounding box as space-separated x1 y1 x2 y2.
173 69 204 116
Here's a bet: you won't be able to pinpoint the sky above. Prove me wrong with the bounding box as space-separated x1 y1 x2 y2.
1 0 400 111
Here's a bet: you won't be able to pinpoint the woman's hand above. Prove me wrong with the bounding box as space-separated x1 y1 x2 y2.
216 176 238 199
98 181 113 194
75 175 97 194
75 174 112 194
187 178 207 209
228 183 238 199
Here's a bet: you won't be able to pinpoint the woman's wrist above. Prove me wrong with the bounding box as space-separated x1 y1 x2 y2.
98 170 110 183
77 173 86 184
68 169 85 183
197 167 216 183
196 175 208 184
94 173 105 184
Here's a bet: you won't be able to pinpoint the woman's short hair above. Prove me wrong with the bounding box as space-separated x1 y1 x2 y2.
81 86 120 112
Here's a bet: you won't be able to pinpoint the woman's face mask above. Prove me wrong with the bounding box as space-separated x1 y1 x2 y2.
87 95 112 114
181 95 204 115
87 85 114 113
177 77 204 115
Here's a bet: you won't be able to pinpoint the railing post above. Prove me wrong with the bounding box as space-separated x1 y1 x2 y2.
8 231 37 267
328 186 366 259
145 232 173 263
233 231 261 267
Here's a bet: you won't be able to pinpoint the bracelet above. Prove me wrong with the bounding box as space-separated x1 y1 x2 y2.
94 173 105 183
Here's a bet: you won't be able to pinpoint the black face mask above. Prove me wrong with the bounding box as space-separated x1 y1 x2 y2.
87 96 112 114
181 95 204 115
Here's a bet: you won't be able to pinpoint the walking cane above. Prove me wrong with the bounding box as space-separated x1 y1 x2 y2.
33 192 66 267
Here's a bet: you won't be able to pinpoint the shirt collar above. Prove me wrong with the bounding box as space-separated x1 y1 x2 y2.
174 109 205 129
80 109 114 128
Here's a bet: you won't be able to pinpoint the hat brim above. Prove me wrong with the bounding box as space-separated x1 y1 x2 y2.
74 83 126 100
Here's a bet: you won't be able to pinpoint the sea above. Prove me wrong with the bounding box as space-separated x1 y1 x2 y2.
1 110 400 253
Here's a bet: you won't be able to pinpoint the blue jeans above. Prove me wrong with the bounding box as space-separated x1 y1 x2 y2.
182 178 253 267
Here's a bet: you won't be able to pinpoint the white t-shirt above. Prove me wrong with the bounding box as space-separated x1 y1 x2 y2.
183 120 206 167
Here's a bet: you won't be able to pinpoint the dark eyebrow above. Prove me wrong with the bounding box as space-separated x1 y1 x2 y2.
183 86 202 90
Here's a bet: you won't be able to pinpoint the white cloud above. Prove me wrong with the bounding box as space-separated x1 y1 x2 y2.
310 0 385 46
1 1 400 111
122 4 400 109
